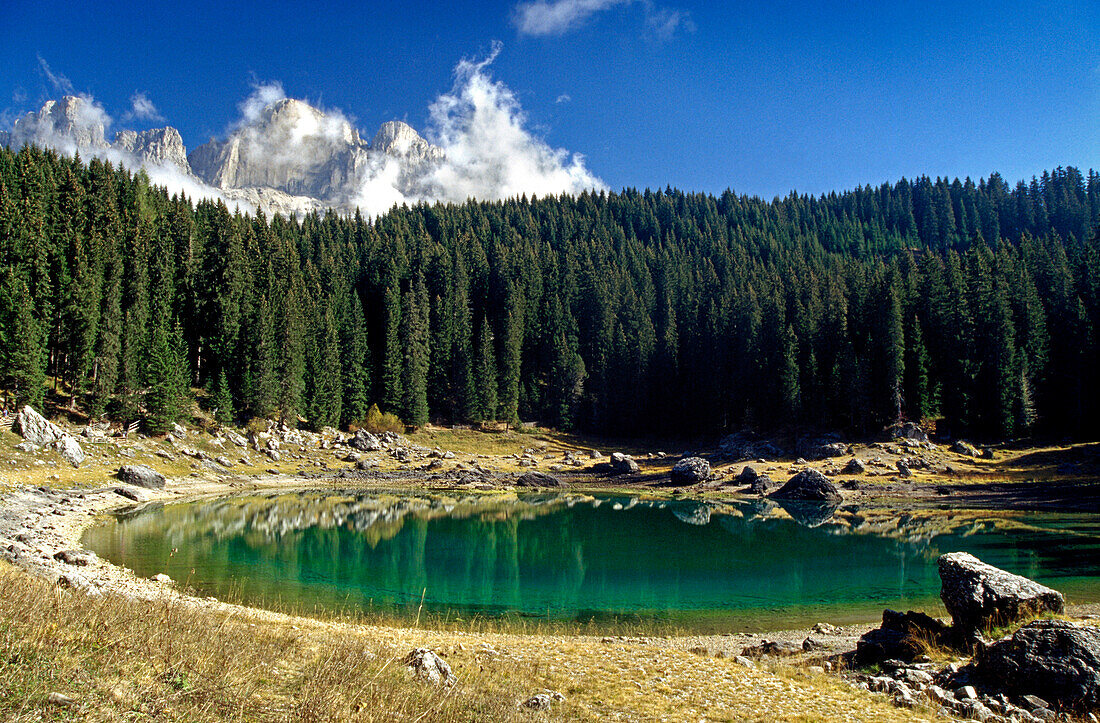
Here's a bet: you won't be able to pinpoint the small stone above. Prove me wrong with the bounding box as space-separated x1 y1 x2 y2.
47 692 75 707
152 574 172 584
732 655 756 669
956 685 978 701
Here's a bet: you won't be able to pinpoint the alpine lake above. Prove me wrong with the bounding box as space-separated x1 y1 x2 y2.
82 489 1100 633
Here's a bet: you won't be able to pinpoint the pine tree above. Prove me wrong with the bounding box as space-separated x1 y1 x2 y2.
472 316 497 422
400 275 430 427
0 273 46 408
211 368 236 424
144 320 189 435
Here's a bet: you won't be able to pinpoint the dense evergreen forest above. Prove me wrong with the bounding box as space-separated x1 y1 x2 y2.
1 145 1099 440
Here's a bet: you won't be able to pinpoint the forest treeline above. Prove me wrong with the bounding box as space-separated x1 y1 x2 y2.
1 144 1099 439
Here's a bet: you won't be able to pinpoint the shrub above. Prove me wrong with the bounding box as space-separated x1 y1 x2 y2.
353 404 404 434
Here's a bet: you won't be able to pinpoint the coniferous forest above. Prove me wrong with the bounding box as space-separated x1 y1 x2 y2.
2 145 1100 440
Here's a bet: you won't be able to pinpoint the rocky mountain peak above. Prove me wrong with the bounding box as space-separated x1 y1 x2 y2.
113 127 189 171
10 95 109 150
372 121 443 163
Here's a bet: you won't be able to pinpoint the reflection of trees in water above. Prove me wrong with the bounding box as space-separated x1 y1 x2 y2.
82 491 1099 618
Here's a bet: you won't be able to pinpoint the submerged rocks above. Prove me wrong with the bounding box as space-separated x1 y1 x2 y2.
768 469 842 503
973 619 1100 713
938 552 1065 630
670 456 710 485
515 471 567 488
403 648 456 687
117 464 166 490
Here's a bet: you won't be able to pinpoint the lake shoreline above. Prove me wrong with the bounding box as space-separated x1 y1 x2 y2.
3 469 1099 644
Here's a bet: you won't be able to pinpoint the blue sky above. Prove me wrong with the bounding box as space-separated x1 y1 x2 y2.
2 0 1097 199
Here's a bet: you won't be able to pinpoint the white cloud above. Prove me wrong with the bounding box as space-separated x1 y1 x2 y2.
417 42 604 204
124 92 164 122
555 93 572 103
513 0 628 35
37 55 74 95
512 0 690 38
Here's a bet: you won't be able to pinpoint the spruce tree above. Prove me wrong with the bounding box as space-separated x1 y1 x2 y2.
400 275 430 427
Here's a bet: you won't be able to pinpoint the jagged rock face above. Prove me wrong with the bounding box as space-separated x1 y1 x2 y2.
5 95 446 217
187 98 443 205
8 96 109 150
113 127 189 170
373 121 444 164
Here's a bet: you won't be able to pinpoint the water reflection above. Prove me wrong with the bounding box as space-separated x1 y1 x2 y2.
83 490 1100 629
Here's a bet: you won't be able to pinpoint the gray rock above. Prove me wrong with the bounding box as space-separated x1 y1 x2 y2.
938 552 1065 630
14 441 39 453
735 466 760 485
842 458 866 474
13 405 65 446
953 440 980 457
214 456 233 468
403 648 456 687
522 691 564 710
113 486 146 502
515 471 567 488
53 549 95 566
349 429 382 452
768 468 842 503
748 475 774 495
890 422 929 444
670 456 710 485
609 452 639 474
223 430 248 447
973 619 1100 713
47 692 75 707
117 464 166 489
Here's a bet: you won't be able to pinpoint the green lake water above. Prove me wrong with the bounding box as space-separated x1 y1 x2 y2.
81 490 1100 632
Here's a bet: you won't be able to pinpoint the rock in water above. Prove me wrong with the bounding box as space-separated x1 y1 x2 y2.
117 464 166 490
670 456 710 485
671 503 712 526
13 405 65 446
403 648 456 686
938 552 1065 630
973 620 1100 713
515 471 566 488
768 469 842 503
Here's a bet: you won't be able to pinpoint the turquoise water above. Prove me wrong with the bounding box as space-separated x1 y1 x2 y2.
82 490 1100 632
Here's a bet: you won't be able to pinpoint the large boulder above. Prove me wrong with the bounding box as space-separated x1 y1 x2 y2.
973 619 1100 713
889 422 929 444
515 471 566 488
856 609 956 665
670 456 710 485
609 452 639 474
938 552 1065 630
55 435 85 467
349 429 382 452
13 405 65 446
402 648 456 687
117 464 166 489
768 469 842 503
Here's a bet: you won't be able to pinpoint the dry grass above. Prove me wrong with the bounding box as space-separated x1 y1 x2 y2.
0 559 939 722
0 561 551 722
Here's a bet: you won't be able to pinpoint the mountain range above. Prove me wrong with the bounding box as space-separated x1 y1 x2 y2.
0 95 446 217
